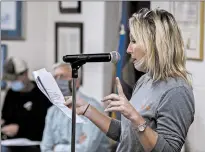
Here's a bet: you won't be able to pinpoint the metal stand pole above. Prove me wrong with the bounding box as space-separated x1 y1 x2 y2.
64 59 86 152
71 78 77 152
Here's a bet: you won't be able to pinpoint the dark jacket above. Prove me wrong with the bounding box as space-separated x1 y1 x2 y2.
2 81 52 141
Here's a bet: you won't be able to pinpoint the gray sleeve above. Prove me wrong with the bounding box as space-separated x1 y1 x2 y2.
151 86 195 152
106 119 121 141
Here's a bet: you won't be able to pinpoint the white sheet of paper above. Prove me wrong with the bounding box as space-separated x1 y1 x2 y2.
32 68 84 124
1 138 40 146
33 69 49 98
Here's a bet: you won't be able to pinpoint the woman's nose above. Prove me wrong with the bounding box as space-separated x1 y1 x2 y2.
127 44 132 54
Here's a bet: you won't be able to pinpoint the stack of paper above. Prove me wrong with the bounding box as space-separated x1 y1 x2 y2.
32 68 84 124
1 138 40 146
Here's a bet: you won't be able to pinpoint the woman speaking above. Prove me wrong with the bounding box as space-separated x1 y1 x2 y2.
65 8 195 152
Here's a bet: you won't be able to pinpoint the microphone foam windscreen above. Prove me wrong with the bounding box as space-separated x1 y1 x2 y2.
110 51 121 63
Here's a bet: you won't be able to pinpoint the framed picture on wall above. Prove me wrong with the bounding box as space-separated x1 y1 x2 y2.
171 1 204 61
1 1 25 40
1 45 8 90
55 22 83 62
55 22 83 83
59 1 81 13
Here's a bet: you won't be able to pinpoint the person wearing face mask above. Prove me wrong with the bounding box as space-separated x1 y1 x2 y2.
40 63 111 152
1 57 52 152
64 8 195 152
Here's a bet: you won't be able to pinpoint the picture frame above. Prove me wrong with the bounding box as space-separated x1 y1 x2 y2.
55 22 83 63
59 1 81 14
1 45 8 90
1 1 25 40
55 22 84 83
171 1 204 61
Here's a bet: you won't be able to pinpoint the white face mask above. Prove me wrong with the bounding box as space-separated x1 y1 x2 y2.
134 57 147 72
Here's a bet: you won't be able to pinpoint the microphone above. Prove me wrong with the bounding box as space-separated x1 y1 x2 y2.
63 51 121 64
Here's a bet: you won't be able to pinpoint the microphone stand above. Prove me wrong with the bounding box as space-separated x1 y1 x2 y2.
70 59 86 152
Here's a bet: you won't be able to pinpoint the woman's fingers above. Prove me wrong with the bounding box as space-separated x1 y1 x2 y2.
103 100 113 106
104 106 122 112
107 101 122 109
64 96 72 107
64 96 72 101
102 94 120 102
116 77 124 97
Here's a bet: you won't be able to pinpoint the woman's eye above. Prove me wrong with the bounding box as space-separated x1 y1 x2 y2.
130 37 136 43
129 34 136 43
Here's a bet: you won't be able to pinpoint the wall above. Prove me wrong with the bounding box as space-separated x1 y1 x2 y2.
45 1 120 101
151 2 205 152
1 2 121 104
103 1 121 97
45 1 106 101
1 2 49 79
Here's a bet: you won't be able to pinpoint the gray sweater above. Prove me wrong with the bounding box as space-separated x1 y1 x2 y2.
107 74 195 152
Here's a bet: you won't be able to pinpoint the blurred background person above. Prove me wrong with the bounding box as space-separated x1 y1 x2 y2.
41 63 111 152
1 57 52 152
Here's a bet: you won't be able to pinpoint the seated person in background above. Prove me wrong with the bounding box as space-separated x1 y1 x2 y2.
41 63 111 152
1 57 52 144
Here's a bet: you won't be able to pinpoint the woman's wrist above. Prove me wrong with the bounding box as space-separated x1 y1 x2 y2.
82 104 90 115
130 111 145 126
84 104 93 118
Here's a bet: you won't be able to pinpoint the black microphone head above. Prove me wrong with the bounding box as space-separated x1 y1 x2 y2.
110 51 121 63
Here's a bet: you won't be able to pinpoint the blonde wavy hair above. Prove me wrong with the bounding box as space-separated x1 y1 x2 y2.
129 8 191 85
